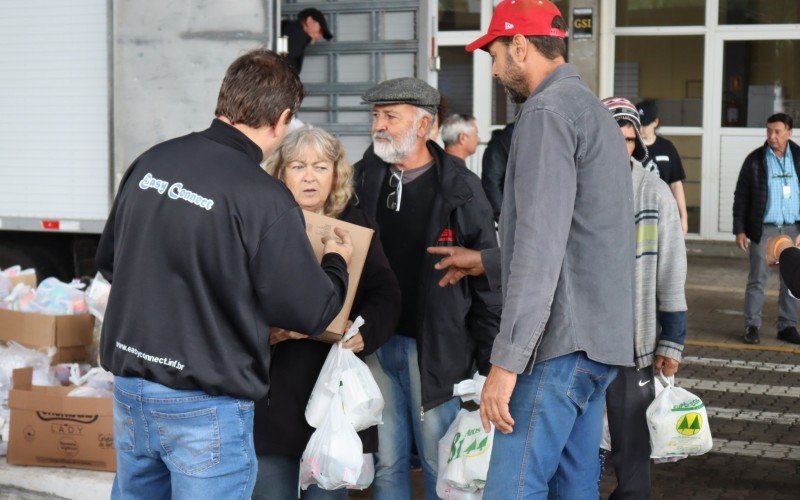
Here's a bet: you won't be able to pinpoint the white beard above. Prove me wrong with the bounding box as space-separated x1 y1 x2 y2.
372 126 419 164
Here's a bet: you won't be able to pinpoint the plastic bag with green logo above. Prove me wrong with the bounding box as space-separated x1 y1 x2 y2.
646 374 713 459
437 409 494 496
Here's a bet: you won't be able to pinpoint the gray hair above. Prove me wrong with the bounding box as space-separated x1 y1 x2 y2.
441 114 477 147
412 106 436 140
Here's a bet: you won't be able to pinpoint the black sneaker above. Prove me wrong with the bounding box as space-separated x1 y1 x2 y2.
743 326 760 344
777 326 800 345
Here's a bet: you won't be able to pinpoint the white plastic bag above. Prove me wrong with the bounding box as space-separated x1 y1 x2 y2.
452 372 486 405
646 375 712 459
440 409 494 493
306 341 383 431
437 410 487 499
85 272 111 322
66 366 114 398
352 453 374 490
0 275 11 300
26 278 88 315
300 394 364 491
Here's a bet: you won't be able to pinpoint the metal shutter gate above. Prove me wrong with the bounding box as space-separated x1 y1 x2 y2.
282 0 428 162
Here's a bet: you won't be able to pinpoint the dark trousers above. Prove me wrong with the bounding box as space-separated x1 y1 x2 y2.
605 365 655 500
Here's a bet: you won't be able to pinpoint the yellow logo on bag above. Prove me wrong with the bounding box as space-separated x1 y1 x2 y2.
676 412 703 435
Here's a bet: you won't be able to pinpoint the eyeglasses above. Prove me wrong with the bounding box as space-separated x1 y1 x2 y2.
387 170 404 212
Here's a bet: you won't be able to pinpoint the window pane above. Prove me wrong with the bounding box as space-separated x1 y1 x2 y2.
663 135 701 234
616 0 705 27
438 47 473 115
721 40 800 128
439 0 480 31
614 36 704 127
719 0 800 25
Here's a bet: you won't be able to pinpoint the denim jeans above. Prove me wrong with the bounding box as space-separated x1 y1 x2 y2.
111 376 257 500
483 352 618 500
365 335 461 500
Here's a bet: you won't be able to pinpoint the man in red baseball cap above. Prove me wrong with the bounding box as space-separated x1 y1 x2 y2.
429 1 636 497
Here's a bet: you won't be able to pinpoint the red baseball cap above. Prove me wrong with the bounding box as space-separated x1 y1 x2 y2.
466 0 567 53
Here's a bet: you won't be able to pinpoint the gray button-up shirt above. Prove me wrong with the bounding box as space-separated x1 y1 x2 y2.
482 64 635 373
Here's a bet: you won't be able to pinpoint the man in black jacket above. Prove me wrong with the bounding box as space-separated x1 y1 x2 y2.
96 49 352 499
281 8 333 74
733 113 800 345
355 77 501 499
481 122 514 221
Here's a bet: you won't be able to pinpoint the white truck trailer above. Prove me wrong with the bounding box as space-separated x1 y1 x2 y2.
0 0 434 279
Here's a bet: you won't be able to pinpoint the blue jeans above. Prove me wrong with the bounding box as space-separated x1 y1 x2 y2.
365 335 461 500
111 376 257 500
252 454 348 500
483 352 618 500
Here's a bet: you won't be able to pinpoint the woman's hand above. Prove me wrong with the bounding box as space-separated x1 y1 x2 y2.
341 332 365 353
270 327 308 345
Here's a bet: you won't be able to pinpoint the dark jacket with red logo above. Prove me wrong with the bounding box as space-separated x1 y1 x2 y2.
354 141 502 411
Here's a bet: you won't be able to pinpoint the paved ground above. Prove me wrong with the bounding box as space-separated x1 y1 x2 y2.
355 255 800 498
3 255 800 498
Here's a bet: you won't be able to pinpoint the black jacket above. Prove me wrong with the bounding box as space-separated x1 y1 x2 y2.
481 123 514 221
253 204 401 457
355 141 502 411
733 140 800 243
96 119 348 401
281 19 311 73
780 246 800 298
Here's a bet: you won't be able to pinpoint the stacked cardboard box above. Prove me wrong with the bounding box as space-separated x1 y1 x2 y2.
7 367 115 472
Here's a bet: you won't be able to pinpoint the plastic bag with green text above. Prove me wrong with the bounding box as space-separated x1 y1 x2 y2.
646 375 713 459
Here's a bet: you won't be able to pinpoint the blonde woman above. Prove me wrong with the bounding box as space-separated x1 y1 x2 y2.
252 126 401 499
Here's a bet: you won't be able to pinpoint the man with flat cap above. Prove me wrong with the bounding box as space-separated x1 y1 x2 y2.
281 8 333 74
353 77 501 499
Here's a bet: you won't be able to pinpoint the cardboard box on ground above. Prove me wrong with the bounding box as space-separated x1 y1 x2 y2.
7 367 115 472
0 273 95 364
0 311 94 364
302 210 374 343
8 274 36 289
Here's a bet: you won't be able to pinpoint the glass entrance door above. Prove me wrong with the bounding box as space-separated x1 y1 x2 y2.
712 34 800 239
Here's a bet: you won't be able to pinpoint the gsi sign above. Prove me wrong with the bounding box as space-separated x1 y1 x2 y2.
572 8 593 40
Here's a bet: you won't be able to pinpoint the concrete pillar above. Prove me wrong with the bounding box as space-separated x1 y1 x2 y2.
567 0 600 95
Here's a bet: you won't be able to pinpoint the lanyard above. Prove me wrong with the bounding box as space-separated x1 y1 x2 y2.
771 149 791 185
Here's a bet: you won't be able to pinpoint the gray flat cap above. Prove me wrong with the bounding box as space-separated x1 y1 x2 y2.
362 77 440 115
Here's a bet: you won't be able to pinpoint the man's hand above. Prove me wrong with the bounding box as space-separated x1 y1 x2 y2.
426 246 485 287
269 327 308 345
653 355 680 377
323 227 353 265
736 233 749 251
480 365 517 434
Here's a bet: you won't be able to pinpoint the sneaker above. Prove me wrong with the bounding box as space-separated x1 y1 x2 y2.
777 326 800 344
743 326 760 344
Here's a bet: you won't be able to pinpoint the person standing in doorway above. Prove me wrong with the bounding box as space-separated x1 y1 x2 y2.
636 99 690 235
281 8 333 74
733 113 800 345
